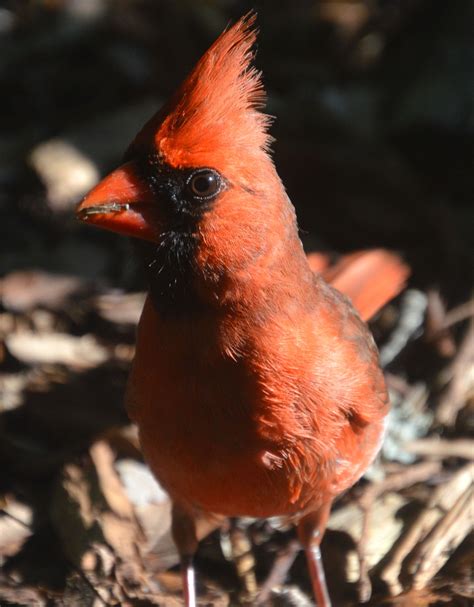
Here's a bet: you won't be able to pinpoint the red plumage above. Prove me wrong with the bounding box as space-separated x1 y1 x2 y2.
77 14 408 606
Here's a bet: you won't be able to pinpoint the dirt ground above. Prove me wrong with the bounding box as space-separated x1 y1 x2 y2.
0 1 472 605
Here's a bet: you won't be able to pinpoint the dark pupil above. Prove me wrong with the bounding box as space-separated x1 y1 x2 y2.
191 172 217 196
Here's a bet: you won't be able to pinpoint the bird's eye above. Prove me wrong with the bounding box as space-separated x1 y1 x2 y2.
187 169 223 200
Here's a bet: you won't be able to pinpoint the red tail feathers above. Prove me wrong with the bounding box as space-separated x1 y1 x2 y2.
307 249 409 322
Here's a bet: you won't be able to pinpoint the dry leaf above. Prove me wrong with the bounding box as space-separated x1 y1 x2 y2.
6 331 108 368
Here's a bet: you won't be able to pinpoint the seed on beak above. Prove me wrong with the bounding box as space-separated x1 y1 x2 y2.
77 202 130 218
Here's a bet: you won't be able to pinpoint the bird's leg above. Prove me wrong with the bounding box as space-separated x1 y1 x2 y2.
172 502 198 607
297 502 333 607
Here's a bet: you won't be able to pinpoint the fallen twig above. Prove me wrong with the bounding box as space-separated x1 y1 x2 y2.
379 463 473 595
436 320 474 426
425 288 456 357
405 438 473 460
406 484 472 590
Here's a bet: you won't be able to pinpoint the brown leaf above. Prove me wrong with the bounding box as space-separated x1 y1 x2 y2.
94 291 146 326
0 271 86 312
6 331 109 368
0 499 32 559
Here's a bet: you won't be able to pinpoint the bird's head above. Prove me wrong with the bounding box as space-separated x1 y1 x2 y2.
76 14 307 315
76 13 279 243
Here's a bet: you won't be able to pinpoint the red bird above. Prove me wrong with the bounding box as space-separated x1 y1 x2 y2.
77 14 408 606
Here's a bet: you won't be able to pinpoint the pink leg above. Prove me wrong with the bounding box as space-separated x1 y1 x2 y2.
297 502 333 607
304 542 331 607
172 502 198 607
180 554 196 607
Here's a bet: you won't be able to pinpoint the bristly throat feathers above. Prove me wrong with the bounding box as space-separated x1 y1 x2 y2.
134 153 225 317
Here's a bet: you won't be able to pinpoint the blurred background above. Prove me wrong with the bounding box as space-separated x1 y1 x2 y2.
0 1 472 606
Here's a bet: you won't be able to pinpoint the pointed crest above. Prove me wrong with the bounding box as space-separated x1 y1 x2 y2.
131 13 273 170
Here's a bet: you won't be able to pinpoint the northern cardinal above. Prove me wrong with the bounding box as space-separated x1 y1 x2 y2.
77 14 408 606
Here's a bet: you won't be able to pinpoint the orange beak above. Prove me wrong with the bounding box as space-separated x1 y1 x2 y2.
76 161 159 241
